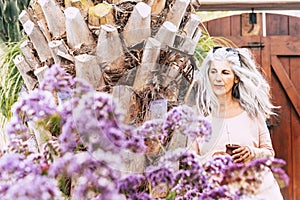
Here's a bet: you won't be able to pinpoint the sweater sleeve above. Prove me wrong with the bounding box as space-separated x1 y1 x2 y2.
249 116 275 159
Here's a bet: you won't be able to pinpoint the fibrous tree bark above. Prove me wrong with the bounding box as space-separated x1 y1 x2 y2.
17 0 202 173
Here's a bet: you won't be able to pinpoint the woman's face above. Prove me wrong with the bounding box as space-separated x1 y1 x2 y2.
208 60 237 97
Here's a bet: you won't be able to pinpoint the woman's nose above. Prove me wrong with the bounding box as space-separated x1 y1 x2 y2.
215 73 222 81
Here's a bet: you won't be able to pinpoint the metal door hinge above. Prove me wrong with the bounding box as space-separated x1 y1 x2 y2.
241 42 264 50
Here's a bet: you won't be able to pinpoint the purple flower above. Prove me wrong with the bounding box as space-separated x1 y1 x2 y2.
128 193 154 200
91 192 126 200
58 99 80 153
125 138 146 154
271 167 289 188
0 153 41 181
137 119 165 143
271 158 287 167
49 152 120 199
1 63 290 200
73 77 94 96
172 152 207 195
0 153 61 199
72 91 146 154
146 166 175 188
19 90 57 120
180 188 201 199
40 64 74 94
204 155 234 175
199 186 230 200
2 175 63 200
162 105 211 141
118 174 146 195
5 117 28 139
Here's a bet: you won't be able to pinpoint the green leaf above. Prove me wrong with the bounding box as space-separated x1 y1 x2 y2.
166 191 176 200
0 40 24 119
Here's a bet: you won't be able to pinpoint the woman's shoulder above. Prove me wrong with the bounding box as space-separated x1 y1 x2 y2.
229 111 267 130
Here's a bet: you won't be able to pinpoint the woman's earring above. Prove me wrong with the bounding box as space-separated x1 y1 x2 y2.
232 83 240 98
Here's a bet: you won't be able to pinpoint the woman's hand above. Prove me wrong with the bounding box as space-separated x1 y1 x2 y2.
212 151 228 156
231 146 253 163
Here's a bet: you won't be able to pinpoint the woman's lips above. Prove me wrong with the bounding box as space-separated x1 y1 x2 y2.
214 85 224 88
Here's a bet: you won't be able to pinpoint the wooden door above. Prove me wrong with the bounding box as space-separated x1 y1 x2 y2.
268 36 300 200
204 14 300 200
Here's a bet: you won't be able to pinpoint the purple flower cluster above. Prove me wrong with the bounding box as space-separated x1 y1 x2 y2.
0 153 41 181
49 152 121 199
270 158 289 188
146 165 175 188
163 105 211 141
0 153 63 199
171 152 207 196
40 64 74 94
136 119 165 143
57 99 80 153
72 90 146 154
2 175 63 200
1 64 290 200
118 174 146 195
6 90 57 141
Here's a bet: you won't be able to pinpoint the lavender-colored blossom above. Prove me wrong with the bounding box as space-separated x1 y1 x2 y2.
204 155 234 175
124 129 147 153
11 89 57 121
271 158 286 167
199 185 230 200
269 157 289 188
49 152 120 199
0 153 41 183
244 157 270 170
221 163 245 185
118 174 146 195
58 99 80 153
2 174 63 200
72 77 94 97
3 137 36 156
72 91 123 149
40 64 74 94
5 118 28 139
57 78 96 154
0 153 58 199
137 119 165 143
271 167 289 188
1 63 290 200
128 193 154 200
72 91 146 154
180 188 201 199
59 118 79 153
172 152 207 195
146 166 175 188
6 89 57 142
91 192 127 200
162 105 211 141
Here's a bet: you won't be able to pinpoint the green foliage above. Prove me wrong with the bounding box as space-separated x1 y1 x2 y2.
0 0 31 42
194 23 237 67
0 41 24 119
0 0 31 123
166 191 176 200
44 114 62 138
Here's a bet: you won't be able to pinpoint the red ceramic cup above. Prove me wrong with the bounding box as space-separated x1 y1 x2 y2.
225 144 241 156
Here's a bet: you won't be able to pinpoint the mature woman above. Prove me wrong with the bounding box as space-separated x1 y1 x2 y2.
192 46 283 199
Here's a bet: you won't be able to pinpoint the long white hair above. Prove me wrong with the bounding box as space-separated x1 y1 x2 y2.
195 47 278 119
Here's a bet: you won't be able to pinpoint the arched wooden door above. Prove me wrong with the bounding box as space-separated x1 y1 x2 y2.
203 13 300 200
